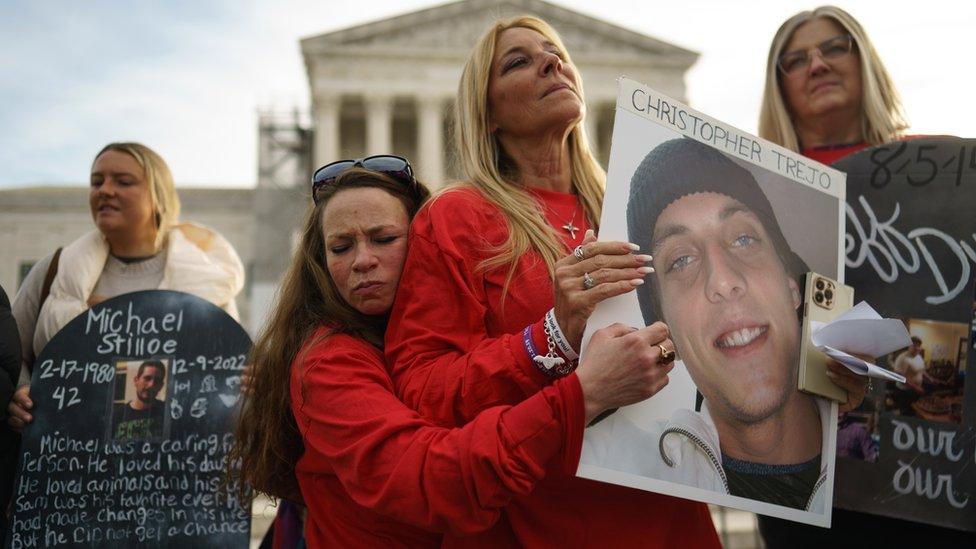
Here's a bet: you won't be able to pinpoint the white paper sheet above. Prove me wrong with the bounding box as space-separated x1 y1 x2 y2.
810 301 910 383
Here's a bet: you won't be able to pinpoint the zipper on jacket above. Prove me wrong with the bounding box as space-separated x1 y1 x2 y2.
805 471 828 511
659 426 729 492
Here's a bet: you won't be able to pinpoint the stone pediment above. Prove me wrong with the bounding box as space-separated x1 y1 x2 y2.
301 0 698 65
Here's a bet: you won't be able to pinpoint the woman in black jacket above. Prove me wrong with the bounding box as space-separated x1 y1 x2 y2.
1 286 21 423
0 284 23 538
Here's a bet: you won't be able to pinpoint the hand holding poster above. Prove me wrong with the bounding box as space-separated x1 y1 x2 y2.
5 290 251 548
577 77 846 527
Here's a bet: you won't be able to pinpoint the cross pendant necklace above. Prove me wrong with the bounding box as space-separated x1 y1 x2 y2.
562 204 581 240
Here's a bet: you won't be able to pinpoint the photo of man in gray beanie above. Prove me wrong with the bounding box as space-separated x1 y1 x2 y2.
583 138 831 512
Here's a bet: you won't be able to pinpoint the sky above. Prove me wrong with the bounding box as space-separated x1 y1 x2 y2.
1 0 973 188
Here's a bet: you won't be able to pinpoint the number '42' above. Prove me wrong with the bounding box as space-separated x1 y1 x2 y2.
52 386 82 410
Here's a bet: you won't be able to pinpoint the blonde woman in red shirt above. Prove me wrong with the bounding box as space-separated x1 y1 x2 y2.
756 6 975 548
231 159 676 547
758 6 909 165
386 16 719 548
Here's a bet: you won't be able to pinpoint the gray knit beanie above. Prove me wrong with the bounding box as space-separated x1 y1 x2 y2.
626 138 808 326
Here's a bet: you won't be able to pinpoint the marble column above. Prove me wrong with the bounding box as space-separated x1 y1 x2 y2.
416 96 444 186
313 93 340 167
365 94 393 155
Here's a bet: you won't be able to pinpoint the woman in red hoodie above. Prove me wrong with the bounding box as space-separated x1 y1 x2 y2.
385 15 720 548
231 158 677 548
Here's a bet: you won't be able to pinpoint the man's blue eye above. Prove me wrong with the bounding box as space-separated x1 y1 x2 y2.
668 255 693 272
732 235 758 247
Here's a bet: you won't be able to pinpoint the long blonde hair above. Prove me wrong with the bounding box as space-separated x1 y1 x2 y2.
758 5 908 151
94 142 181 250
454 16 605 290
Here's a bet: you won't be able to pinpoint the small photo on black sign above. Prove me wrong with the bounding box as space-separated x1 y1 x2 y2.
108 357 173 441
886 319 967 425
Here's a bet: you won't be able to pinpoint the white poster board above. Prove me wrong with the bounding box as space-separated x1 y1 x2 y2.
577 77 846 527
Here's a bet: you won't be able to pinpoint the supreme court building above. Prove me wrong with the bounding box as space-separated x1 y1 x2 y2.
0 0 697 335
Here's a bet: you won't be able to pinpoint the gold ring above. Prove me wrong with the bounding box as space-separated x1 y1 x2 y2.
657 344 675 364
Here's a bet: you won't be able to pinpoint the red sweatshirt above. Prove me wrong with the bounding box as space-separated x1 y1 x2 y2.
290 328 585 548
387 187 720 548
802 142 868 165
803 137 929 165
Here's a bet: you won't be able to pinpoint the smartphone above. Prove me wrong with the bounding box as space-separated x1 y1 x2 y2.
797 272 854 402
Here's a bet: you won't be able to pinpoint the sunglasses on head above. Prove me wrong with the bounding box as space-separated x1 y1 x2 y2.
311 155 417 205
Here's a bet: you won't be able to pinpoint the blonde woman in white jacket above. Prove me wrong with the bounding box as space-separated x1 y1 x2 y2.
6 142 244 431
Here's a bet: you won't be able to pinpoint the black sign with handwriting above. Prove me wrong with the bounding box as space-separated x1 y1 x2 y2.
833 138 976 531
5 291 252 548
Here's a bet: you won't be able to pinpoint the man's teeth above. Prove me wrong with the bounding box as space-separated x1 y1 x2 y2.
717 326 766 348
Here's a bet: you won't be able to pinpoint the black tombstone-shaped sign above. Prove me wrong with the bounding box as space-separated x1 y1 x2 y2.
833 137 975 531
5 290 252 548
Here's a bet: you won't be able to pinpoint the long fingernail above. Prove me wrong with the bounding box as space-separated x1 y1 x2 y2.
630 279 644 286
637 266 654 274
627 242 640 251
635 254 653 262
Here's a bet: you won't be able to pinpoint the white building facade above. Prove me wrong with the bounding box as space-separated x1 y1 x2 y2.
302 0 698 181
1 0 697 336
0 187 256 323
